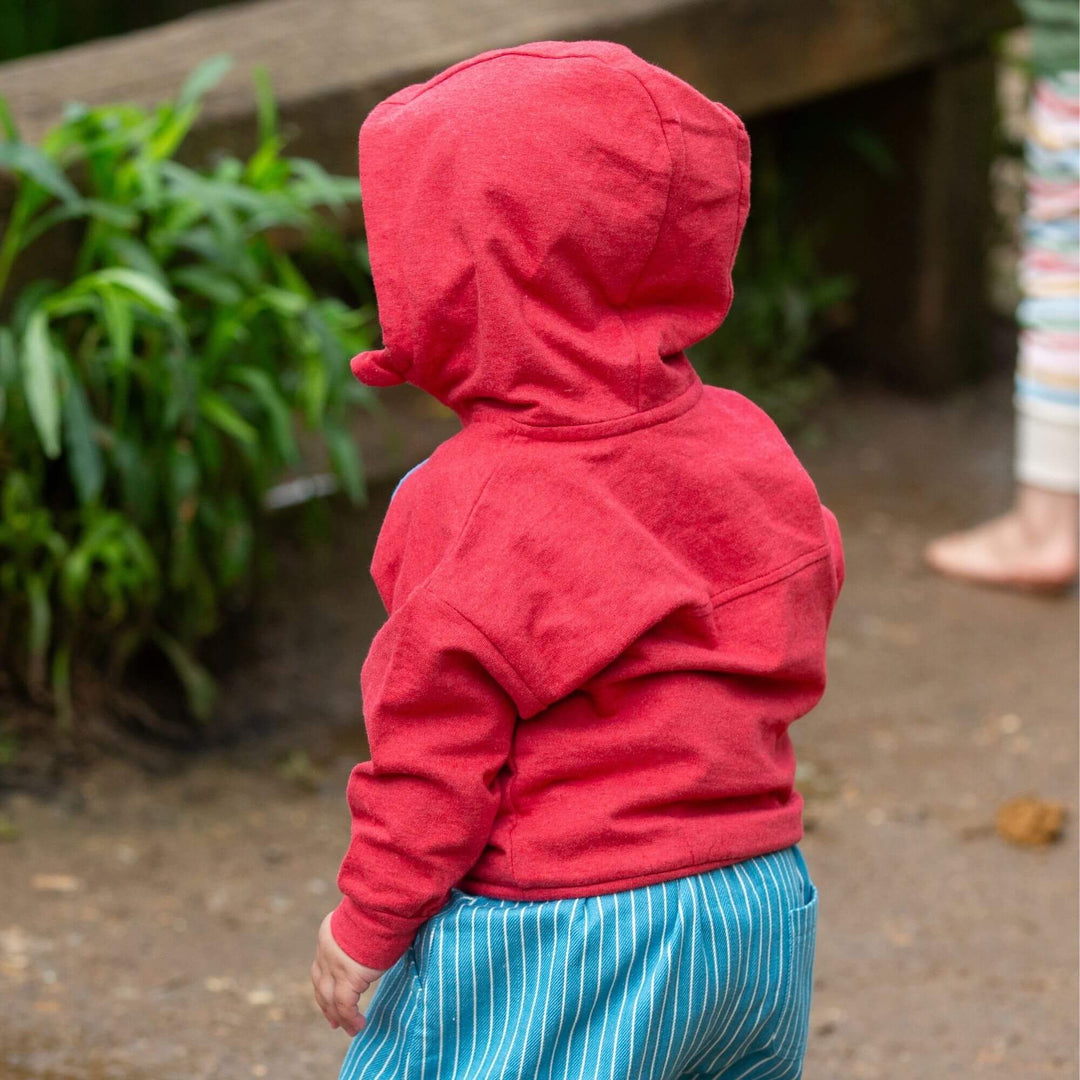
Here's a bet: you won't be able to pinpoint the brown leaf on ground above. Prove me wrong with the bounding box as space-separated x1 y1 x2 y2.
31 874 81 893
995 796 1066 847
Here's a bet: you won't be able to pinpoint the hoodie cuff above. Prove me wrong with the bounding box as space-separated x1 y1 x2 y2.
329 896 416 970
349 347 407 387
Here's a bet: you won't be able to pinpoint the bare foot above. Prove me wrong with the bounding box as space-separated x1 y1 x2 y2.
924 485 1079 591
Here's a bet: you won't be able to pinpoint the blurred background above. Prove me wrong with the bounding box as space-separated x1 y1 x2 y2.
0 1 1076 1078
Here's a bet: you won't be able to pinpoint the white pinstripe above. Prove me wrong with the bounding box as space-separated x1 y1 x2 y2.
471 906 495 1076
730 859 778 1063
704 861 768 1070
680 874 714 1067
467 902 478 1075
515 905 546 1079
366 964 419 1080
479 907 515 1080
751 852 809 1080
530 899 562 1080
576 892 607 1080
547 899 581 1079
644 883 675 1079
592 892 620 1080
696 866 751 1067
680 875 711 1067
562 901 590 1080
451 902 462 1078
609 888 637 1080
344 965 403 1080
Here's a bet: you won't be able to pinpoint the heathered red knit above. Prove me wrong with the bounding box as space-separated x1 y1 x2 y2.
331 41 844 970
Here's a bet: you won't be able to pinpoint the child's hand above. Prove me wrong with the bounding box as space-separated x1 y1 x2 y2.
311 912 385 1036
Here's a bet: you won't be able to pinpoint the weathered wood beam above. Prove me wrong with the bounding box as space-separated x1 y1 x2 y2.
0 0 1018 174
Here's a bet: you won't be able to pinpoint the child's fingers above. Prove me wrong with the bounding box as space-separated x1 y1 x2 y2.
311 959 339 1029
317 975 343 1028
333 983 366 1035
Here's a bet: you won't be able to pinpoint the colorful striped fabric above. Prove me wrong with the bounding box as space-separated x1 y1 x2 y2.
338 846 817 1080
1015 67 1080 493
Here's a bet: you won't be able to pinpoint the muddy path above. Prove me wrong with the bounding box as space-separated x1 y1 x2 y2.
2 376 1077 1079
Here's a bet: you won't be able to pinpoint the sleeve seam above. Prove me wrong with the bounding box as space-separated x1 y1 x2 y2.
710 544 832 609
420 585 543 713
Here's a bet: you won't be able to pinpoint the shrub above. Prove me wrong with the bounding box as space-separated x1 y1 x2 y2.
0 57 375 727
690 126 855 428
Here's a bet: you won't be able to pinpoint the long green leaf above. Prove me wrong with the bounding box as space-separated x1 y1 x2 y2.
19 198 140 250
0 95 19 142
171 266 243 306
151 628 217 721
20 311 61 458
252 65 277 147
112 436 156 525
61 362 105 505
198 392 258 446
0 141 79 203
90 268 179 314
148 102 199 162
104 235 169 284
324 421 365 504
25 573 51 689
99 285 134 365
227 366 298 463
0 326 14 425
290 158 357 211
177 54 233 109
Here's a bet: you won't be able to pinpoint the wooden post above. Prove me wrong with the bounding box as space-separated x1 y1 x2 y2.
787 48 999 392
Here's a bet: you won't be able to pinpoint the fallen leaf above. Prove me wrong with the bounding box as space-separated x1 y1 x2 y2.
995 796 1066 847
31 874 81 893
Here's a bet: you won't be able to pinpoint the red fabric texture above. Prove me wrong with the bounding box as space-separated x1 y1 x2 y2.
331 41 844 970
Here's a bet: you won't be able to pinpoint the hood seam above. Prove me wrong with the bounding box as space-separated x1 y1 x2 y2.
615 68 681 415
466 373 703 442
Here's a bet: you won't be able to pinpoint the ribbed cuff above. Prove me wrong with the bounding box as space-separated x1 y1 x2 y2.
329 896 416 971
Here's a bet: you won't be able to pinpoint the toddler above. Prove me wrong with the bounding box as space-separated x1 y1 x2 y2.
311 40 844 1080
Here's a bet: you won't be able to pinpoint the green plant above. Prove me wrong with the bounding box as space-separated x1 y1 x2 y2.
0 57 375 726
690 131 854 429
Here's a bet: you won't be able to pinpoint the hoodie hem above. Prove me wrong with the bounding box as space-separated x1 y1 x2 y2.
458 829 803 901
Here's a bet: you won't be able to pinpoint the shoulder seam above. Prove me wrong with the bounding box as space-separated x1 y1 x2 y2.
419 431 543 706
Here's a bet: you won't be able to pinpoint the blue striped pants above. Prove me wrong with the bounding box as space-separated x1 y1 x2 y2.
338 846 817 1080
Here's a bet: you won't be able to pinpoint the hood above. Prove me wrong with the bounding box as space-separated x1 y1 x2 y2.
350 40 750 430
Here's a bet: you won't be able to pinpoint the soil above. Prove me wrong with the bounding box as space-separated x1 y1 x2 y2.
1 375 1077 1080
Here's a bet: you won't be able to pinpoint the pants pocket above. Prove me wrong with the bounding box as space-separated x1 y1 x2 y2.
776 878 817 1067
787 879 818 946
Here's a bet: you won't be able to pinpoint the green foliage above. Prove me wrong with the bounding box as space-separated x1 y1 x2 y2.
0 56 374 723
690 133 854 429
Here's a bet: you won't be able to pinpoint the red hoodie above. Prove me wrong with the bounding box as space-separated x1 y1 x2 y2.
331 41 844 970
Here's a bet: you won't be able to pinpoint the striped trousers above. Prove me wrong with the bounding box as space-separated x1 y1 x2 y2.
1013 0 1079 492
338 846 817 1080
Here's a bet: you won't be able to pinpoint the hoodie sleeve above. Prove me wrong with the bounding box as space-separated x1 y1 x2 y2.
330 585 536 969
822 506 845 596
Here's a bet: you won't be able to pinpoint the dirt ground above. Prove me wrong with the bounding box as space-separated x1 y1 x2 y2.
1 376 1077 1080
